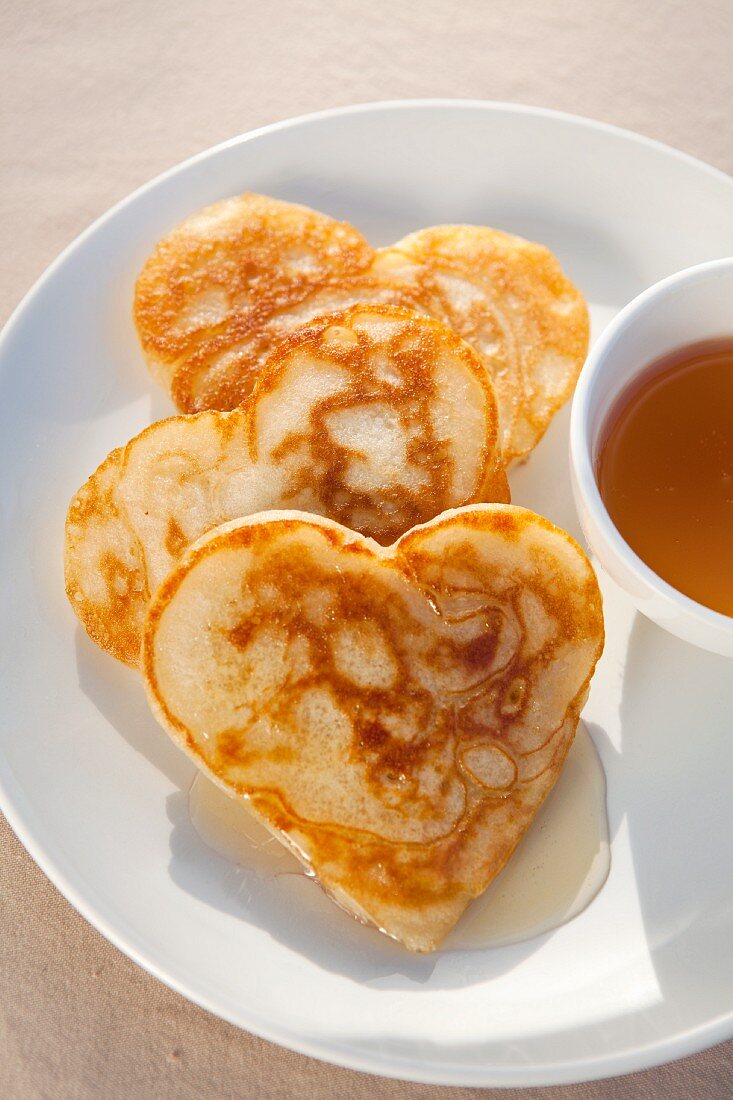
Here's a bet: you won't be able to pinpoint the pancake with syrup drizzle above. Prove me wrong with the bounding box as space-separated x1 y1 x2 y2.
66 305 508 667
134 192 374 408
142 506 604 952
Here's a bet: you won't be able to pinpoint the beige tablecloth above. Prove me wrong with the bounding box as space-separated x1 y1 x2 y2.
2 2 732 1096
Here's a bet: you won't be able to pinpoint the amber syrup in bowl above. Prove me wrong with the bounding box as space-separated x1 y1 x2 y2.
597 338 733 618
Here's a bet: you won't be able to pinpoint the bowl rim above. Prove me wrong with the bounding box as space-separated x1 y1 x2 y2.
570 255 733 635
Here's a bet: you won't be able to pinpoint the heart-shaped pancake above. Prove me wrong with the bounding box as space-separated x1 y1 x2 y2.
142 506 604 952
137 199 587 462
66 306 507 666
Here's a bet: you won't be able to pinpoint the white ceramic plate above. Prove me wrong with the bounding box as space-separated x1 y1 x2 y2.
2 101 733 1089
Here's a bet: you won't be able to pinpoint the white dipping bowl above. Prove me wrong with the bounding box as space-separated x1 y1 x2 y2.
570 257 733 657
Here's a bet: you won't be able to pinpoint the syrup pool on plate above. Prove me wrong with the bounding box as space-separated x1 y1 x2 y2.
188 723 610 950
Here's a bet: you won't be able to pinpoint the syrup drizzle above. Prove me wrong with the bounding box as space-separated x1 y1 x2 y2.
188 722 610 950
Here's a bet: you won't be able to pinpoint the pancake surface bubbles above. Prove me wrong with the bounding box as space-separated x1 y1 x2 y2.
66 306 508 667
142 506 604 952
134 193 374 412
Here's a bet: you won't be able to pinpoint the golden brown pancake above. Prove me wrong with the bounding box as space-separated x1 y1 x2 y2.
375 226 590 461
133 193 374 409
64 447 148 662
134 197 587 461
66 306 508 667
142 505 604 952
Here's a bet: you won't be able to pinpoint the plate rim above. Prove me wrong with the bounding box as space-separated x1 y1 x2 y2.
2 98 733 1088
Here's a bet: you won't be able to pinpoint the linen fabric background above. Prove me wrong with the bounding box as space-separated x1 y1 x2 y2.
1 1 732 1096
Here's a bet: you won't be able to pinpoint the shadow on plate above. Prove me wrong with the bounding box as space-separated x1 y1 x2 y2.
75 626 190 788
618 614 733 1023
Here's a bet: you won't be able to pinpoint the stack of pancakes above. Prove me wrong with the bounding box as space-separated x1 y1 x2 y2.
66 194 603 952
